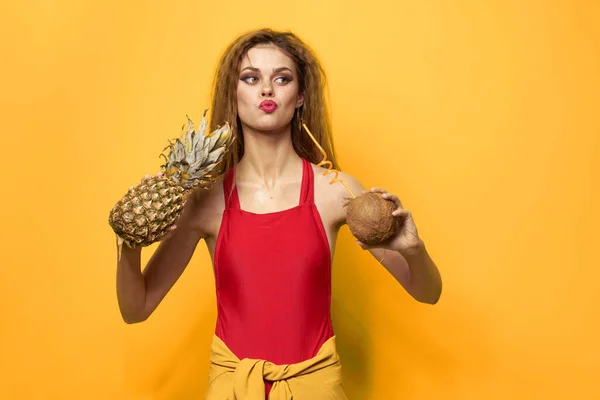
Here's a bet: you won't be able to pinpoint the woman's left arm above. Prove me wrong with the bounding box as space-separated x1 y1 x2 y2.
365 233 442 305
338 173 442 304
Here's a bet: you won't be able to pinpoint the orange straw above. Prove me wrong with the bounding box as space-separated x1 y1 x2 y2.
302 123 356 199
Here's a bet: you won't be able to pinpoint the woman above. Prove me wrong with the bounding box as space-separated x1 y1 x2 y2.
116 28 442 399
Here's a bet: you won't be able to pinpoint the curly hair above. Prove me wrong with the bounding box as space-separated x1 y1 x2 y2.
208 28 340 174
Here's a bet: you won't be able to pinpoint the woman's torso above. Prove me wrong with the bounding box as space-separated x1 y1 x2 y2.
194 158 347 396
195 160 346 349
214 157 335 364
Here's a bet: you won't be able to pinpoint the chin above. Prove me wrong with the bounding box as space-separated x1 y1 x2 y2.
242 114 292 133
259 122 288 132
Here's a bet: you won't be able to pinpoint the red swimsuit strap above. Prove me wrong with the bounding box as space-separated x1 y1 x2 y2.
299 158 314 205
222 167 240 210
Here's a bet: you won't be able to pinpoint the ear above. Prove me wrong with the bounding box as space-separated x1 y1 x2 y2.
296 92 304 108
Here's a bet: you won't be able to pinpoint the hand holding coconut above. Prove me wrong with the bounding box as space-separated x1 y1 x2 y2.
347 188 422 255
301 122 422 255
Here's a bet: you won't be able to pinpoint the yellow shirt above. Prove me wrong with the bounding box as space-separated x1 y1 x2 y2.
205 334 348 399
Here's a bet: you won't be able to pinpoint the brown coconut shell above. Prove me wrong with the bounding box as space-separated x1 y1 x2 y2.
345 192 401 245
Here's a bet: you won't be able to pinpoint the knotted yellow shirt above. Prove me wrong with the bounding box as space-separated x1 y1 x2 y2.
205 334 348 399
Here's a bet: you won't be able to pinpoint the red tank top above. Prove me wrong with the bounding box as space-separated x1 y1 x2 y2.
213 157 334 395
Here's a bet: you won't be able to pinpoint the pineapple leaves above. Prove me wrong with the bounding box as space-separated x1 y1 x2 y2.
174 139 186 161
162 114 232 187
197 109 208 136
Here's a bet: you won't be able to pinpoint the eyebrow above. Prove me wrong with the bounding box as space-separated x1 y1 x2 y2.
240 67 293 74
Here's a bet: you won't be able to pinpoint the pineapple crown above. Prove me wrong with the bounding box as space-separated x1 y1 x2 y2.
160 109 233 189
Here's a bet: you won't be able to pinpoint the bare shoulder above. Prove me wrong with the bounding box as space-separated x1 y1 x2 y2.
310 163 366 227
178 175 226 239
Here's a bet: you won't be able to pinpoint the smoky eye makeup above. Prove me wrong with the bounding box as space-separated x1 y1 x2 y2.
240 75 258 84
239 74 294 84
274 76 293 84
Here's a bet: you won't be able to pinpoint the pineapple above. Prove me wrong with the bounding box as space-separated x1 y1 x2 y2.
109 110 233 251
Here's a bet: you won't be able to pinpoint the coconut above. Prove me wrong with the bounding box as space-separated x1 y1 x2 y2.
345 192 401 245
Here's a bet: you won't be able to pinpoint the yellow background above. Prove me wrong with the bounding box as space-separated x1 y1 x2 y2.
1 0 598 399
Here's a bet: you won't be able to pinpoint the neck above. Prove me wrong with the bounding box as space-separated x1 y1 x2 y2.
236 123 301 187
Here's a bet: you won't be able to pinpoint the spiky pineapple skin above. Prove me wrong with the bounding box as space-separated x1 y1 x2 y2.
108 175 187 248
109 112 233 248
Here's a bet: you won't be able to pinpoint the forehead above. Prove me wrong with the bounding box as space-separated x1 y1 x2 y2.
240 44 297 72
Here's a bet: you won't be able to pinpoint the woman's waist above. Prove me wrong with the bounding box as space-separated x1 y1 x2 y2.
206 331 344 400
214 315 334 365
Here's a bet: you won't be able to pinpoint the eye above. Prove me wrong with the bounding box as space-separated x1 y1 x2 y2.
241 76 258 84
274 77 291 84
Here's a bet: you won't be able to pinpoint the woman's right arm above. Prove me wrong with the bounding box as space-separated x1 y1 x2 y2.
116 190 205 324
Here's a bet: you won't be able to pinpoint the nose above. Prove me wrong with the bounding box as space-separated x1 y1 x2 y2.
261 84 273 97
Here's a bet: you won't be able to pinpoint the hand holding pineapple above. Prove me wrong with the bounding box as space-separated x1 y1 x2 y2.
108 111 234 250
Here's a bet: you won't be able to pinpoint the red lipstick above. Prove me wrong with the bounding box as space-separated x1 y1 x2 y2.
259 100 278 113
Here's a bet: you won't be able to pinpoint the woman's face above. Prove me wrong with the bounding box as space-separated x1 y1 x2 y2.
236 44 304 133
